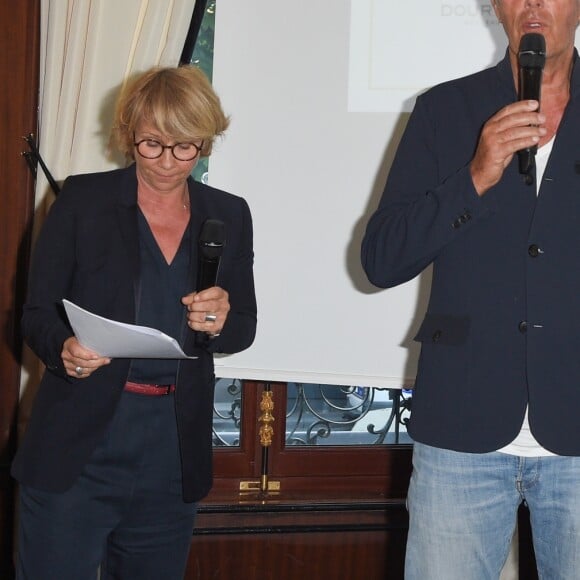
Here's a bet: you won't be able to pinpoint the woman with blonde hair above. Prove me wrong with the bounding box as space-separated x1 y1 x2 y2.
13 65 257 580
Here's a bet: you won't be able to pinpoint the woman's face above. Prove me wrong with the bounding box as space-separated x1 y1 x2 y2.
493 0 580 62
133 122 201 194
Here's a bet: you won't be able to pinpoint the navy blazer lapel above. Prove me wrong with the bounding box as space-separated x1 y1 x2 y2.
187 176 212 293
115 165 141 318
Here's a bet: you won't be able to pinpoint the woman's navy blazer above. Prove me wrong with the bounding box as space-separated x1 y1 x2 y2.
12 164 257 502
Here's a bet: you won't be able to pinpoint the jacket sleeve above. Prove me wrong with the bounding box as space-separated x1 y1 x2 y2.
207 197 257 355
360 93 496 289
21 179 78 376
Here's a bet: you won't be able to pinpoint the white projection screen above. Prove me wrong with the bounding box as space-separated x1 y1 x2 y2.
207 1 577 388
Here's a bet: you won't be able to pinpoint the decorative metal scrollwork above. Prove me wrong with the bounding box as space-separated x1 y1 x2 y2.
212 380 413 448
212 378 243 447
286 384 413 446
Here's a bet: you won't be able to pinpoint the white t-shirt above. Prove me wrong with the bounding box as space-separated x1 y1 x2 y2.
498 137 556 457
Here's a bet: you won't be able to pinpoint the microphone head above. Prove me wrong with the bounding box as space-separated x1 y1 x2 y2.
199 218 226 260
518 33 546 69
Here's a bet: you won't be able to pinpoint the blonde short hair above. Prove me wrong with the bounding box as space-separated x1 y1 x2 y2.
112 65 229 159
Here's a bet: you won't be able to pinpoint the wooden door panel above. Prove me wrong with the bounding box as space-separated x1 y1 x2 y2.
0 1 40 577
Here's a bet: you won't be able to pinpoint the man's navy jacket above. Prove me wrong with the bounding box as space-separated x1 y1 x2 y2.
362 51 580 455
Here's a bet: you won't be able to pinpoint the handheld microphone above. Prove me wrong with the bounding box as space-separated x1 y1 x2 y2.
197 219 226 291
517 33 546 177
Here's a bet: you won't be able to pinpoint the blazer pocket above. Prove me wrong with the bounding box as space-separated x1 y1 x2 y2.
414 313 470 346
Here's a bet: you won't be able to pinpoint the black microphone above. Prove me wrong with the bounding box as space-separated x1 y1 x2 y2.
517 33 546 177
197 219 226 291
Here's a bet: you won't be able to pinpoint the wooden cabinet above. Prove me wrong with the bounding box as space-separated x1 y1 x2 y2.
187 495 408 580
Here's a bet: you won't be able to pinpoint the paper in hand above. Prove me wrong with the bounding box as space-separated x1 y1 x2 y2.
62 299 196 359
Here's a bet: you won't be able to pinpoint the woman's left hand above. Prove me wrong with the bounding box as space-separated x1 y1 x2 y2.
62 336 111 378
182 286 230 336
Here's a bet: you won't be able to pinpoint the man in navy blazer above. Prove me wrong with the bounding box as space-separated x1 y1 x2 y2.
362 1 580 578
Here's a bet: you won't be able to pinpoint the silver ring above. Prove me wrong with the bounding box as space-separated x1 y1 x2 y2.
75 366 84 376
204 314 217 323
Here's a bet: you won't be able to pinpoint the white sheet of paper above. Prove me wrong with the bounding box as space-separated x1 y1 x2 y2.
62 299 196 359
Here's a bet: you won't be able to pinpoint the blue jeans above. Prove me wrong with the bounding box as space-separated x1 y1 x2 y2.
405 442 580 580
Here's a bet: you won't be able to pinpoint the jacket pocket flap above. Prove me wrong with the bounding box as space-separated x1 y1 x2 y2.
414 314 470 346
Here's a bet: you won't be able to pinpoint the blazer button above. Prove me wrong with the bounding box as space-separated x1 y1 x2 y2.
432 330 442 342
528 244 540 257
518 321 528 333
452 220 461 229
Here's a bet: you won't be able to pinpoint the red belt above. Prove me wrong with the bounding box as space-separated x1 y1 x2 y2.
123 381 175 396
